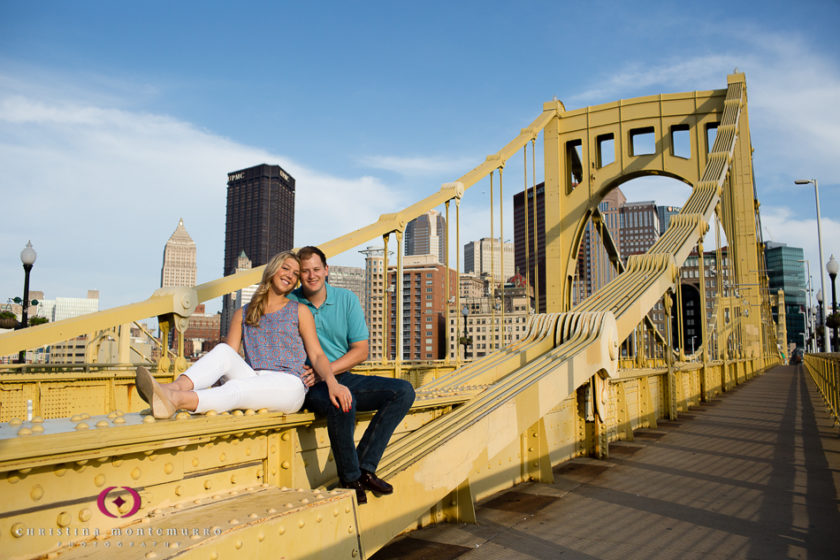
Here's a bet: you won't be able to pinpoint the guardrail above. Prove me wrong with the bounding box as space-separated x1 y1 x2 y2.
803 353 840 426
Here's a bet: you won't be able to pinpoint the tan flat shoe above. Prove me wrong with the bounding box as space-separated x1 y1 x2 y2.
134 366 155 405
151 380 177 419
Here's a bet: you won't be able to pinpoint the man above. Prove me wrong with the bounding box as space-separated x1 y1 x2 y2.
289 246 415 504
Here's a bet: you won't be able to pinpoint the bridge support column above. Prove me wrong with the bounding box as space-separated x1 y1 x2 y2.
522 417 555 483
442 480 478 524
664 291 678 420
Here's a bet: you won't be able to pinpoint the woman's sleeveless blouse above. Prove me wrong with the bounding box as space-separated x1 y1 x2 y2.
242 301 307 383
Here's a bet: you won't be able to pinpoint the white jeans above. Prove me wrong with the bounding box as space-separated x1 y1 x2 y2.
182 343 306 414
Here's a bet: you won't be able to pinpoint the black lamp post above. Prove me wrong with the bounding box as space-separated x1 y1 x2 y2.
460 304 471 360
17 241 37 363
828 254 838 350
816 289 824 349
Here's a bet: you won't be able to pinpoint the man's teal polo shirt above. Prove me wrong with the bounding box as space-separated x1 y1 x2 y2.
289 283 369 364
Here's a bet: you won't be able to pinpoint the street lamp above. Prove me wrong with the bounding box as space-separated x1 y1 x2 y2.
17 241 37 363
795 178 831 351
828 254 838 349
797 259 813 352
460 304 471 360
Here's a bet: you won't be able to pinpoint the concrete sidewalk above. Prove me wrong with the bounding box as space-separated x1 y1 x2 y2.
373 365 840 560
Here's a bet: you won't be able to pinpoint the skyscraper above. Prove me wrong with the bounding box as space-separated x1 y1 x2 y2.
222 164 295 337
224 164 295 275
361 246 386 360
161 218 197 288
513 183 546 313
405 209 446 264
765 242 806 350
463 238 514 284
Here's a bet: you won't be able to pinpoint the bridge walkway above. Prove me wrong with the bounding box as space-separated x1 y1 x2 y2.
373 365 840 560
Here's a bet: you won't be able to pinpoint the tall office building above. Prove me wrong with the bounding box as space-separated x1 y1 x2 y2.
361 247 387 360
224 164 295 274
657 205 681 236
222 164 295 337
620 201 660 259
765 242 806 350
513 183 546 313
405 209 446 264
328 265 366 314
220 252 260 338
463 238 514 285
161 218 197 288
386 255 457 361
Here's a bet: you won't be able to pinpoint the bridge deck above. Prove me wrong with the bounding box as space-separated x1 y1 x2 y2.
374 365 840 560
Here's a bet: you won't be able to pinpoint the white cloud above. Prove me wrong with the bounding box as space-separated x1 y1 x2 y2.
0 76 404 313
359 154 477 176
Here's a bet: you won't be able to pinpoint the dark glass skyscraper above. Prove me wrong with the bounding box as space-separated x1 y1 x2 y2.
224 164 295 275
221 164 295 336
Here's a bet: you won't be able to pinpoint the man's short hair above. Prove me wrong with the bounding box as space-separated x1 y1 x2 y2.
297 246 327 267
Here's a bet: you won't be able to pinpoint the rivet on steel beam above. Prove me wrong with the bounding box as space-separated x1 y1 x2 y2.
205 480 213 490
192 458 200 467
11 522 25 538
249 513 258 519
190 533 201 540
278 526 286 535
258 532 265 542
285 502 293 508
165 463 174 475
31 424 44 433
9 418 22 426
298 520 306 528
258 408 269 414
245 409 255 416
345 506 351 513
230 474 238 484
268 508 277 514
143 416 156 424
209 552 218 560
281 461 291 470
131 468 141 480
30 485 44 501
57 511 71 527
235 540 243 549
74 422 89 431
206 410 218 416
233 410 244 417
281 432 291 441
333 508 339 517
16 427 32 437
219 452 227 462
176 412 190 420
300 498 310 504
79 508 91 522
347 524 354 534
229 518 240 525
145 551 158 559
96 420 109 428
316 514 323 523
168 542 179 549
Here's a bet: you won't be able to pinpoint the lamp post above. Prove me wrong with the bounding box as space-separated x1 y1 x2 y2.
795 179 831 351
797 259 813 352
828 254 838 350
460 304 471 361
817 289 824 350
17 241 37 363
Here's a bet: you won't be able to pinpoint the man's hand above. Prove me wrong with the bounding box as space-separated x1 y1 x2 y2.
301 365 321 387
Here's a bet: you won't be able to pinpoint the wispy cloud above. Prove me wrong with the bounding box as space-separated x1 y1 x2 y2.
0 74 404 311
359 154 476 176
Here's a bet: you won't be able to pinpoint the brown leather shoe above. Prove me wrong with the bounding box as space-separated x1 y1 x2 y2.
359 470 393 495
340 479 367 505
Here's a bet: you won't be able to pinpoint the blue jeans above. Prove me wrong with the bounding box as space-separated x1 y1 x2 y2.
303 372 415 482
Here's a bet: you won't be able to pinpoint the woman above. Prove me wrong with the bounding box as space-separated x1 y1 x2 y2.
135 251 353 419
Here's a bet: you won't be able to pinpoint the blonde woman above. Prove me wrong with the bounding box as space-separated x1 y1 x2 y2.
135 251 352 418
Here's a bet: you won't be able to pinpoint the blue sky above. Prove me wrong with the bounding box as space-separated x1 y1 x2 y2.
1 0 839 316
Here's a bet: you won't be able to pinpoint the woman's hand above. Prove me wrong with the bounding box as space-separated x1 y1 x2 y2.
301 365 320 387
327 379 353 412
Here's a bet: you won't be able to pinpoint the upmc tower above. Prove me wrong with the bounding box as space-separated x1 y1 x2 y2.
224 163 296 276
221 164 295 336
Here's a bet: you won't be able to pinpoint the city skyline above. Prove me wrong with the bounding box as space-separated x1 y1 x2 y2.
1 2 839 316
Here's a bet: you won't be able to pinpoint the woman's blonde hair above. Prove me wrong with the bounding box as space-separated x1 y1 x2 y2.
244 251 299 326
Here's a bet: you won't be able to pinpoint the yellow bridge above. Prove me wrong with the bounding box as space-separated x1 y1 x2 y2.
1 73 838 559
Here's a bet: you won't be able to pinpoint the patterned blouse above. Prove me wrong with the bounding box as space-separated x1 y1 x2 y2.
242 301 307 385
